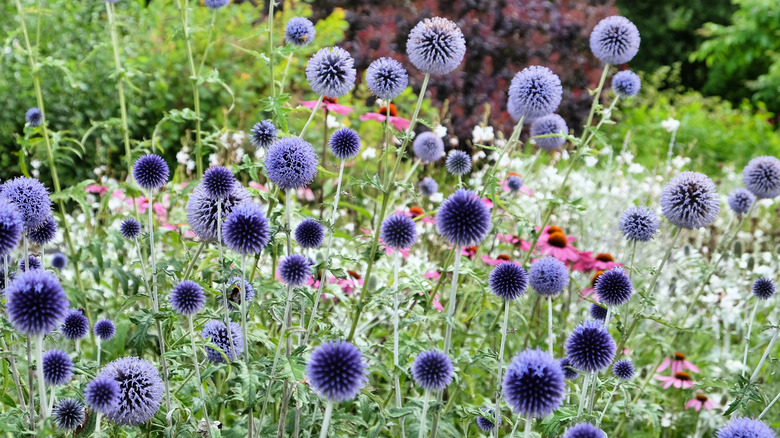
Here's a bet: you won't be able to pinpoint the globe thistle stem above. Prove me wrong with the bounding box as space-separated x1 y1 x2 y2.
95 412 103 434
182 241 207 280
300 95 324 138
188 314 213 438
197 10 218 76
750 329 779 382
493 300 511 438
133 238 151 293
577 372 591 417
380 100 392 188
259 282 294 428
35 334 47 421
547 296 554 356
391 251 406 438
105 2 132 181
279 53 295 95
742 300 760 377
523 417 533 438
240 253 255 438
319 401 334 438
584 64 611 136
417 391 431 438
26 337 35 427
478 117 525 199
442 246 462 357
175 0 204 177
587 372 598 413
598 383 620 425
215 201 236 363
96 338 102 367
759 390 780 420
267 0 276 98
0 337 26 414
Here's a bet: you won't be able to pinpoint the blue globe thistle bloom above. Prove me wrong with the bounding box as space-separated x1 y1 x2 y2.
119 217 142 240
2 177 51 231
476 409 496 432
406 17 466 75
61 309 89 340
42 349 73 385
329 128 362 160
413 132 445 163
503 348 565 417
85 376 120 414
728 188 755 215
565 320 617 373
590 303 607 321
132 154 169 190
250 120 278 150
94 319 116 341
97 357 164 425
169 280 206 315
278 254 313 286
306 47 356 98
25 108 43 127
225 277 255 309
529 257 569 296
743 156 780 199
418 177 439 197
612 71 641 98
661 172 720 229
53 398 85 430
530 114 568 150
222 202 271 255
380 214 417 250
613 359 635 380
28 216 57 246
0 200 23 258
446 150 472 176
202 320 243 363
619 206 659 242
202 166 236 200
6 270 68 335
187 181 250 242
204 0 229 9
18 255 41 272
507 176 523 193
265 137 319 189
716 418 775 438
295 218 325 249
437 189 491 246
489 262 528 301
508 66 563 121
563 423 606 438
285 17 315 47
411 349 453 391
366 57 409 99
589 16 641 65
752 277 775 300
306 340 367 402
560 356 579 380
594 267 633 306
51 252 67 270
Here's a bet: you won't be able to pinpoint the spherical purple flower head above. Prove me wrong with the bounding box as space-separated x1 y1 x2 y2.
446 150 472 176
594 267 632 306
502 348 565 417
51 252 67 270
6 269 68 335
225 276 255 309
507 176 523 193
306 340 367 402
329 127 362 160
508 66 563 121
411 349 454 391
53 398 85 430
84 376 120 414
2 177 51 231
590 303 607 321
28 216 57 246
18 255 42 272
436 189 491 246
661 171 720 229
306 46 356 98
295 218 325 249
42 348 73 385
418 177 438 197
716 418 776 438
97 357 164 425
728 188 756 215
406 17 466 75
612 359 635 380
61 309 89 340
202 166 236 200
565 320 616 373
25 107 43 127
560 356 579 380
743 156 780 199
529 257 569 296
476 409 496 432
169 280 206 315
202 320 243 363
278 254 313 286
285 17 315 47
187 181 250 242
132 154 169 191
589 16 640 65
380 214 418 250
366 57 409 100
752 277 775 300
204 0 229 9
619 206 659 242
119 217 142 240
489 262 528 301
0 199 23 258
222 202 271 255
94 319 116 341
530 114 568 150
612 70 641 98
563 423 606 438
250 120 278 150
265 137 319 189
413 132 445 164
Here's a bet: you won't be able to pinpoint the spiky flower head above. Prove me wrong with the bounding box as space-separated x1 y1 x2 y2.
619 206 659 242
204 0 229 9
51 252 67 270
28 216 57 246
250 120 278 150
61 309 89 340
306 47 356 98
380 214 418 250
285 17 315 47
132 154 169 190
530 114 568 150
0 199 23 258
42 349 73 385
329 127 362 160
97 357 164 425
613 360 635 380
728 188 756 215
612 70 641 98
503 348 565 417
1 177 51 231
202 166 236 200
222 202 271 255
202 320 243 363
590 303 607 321
366 57 409 99
6 270 69 335
660 171 720 229
589 16 640 65
53 398 85 430
489 262 528 301
406 17 466 75
563 423 606 438
716 418 775 438
752 277 775 300
224 277 255 309
508 66 563 121
418 177 439 197
169 280 206 315
265 137 319 189
446 150 472 176
413 132 445 163
565 320 616 373
187 182 250 242
84 376 120 414
594 267 633 306
18 255 41 272
94 319 116 341
560 356 579 380
476 409 496 432
295 218 325 249
507 176 523 193
119 217 142 240
278 254 313 286
412 349 453 391
529 257 569 296
436 189 491 246
306 340 367 402
26 107 43 127
743 156 780 199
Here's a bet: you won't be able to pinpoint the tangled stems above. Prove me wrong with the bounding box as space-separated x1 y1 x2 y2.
750 328 779 382
188 314 213 438
346 73 431 342
176 0 204 177
105 2 132 179
742 300 760 377
493 300 511 438
478 116 525 199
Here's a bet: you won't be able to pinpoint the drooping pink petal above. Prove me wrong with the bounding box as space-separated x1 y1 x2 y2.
657 357 671 373
326 103 354 115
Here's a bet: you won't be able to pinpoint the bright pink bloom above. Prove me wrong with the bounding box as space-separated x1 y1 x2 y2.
655 372 695 389
685 392 714 411
536 231 579 263
573 251 621 273
424 271 441 282
657 353 700 374
301 99 353 115
461 246 478 259
481 254 513 266
407 206 436 224
359 113 411 131
86 185 109 196
297 187 315 202
248 181 269 193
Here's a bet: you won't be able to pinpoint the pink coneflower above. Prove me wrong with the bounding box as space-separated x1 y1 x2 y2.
301 96 353 115
657 352 700 374
85 185 109 196
359 103 411 131
537 231 580 263
581 270 605 298
408 206 435 224
497 234 520 245
481 254 513 266
655 371 695 389
573 252 621 273
462 246 479 259
685 392 714 411
424 271 441 282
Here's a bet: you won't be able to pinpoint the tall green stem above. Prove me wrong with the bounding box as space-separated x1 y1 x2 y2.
188 315 213 438
267 0 276 98
240 253 254 438
106 2 132 178
750 329 778 382
35 335 47 421
493 300 510 438
742 300 760 377
147 189 171 417
176 0 203 177
391 251 406 438
417 391 431 438
319 401 333 438
300 95 324 138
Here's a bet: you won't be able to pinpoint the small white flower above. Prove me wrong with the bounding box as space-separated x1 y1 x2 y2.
429 192 444 203
433 125 447 138
93 167 103 176
254 147 266 160
628 163 645 174
362 147 377 160
209 153 220 166
326 114 341 130
473 150 487 161
560 150 569 161
186 160 196 172
449 137 458 147
232 131 246 146
584 156 598 167
661 117 680 133
343 223 355 232
176 151 190 165
235 148 245 161
31 160 41 169
672 156 690 169
472 125 495 143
